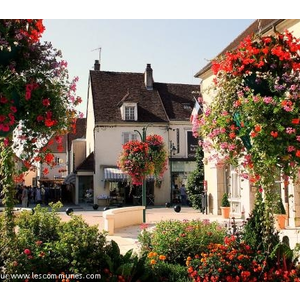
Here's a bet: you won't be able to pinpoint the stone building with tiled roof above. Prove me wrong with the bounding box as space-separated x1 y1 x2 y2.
194 19 300 235
83 63 200 206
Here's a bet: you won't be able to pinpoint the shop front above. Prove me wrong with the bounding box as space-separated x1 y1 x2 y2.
103 167 154 206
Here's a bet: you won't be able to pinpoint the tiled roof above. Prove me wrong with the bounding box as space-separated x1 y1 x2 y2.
75 152 94 173
155 82 199 121
90 70 199 123
194 19 284 78
67 118 87 151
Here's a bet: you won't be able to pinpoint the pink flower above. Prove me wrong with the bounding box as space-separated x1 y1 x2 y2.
287 146 295 152
286 127 295 134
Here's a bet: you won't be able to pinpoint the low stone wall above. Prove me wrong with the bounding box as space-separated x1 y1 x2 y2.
103 206 145 235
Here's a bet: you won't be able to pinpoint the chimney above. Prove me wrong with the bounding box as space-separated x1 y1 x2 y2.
94 60 100 71
144 63 153 90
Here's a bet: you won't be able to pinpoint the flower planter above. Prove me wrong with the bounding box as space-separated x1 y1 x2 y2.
221 206 230 219
274 214 287 230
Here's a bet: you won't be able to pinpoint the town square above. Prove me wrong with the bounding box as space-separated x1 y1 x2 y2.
0 5 299 299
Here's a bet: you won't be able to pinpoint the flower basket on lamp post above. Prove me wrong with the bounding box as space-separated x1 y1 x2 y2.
199 29 300 247
118 130 168 222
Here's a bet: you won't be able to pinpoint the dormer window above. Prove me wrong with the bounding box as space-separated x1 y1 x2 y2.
120 103 138 121
125 106 135 120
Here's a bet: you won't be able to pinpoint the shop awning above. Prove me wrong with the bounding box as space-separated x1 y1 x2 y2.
63 172 76 185
104 168 154 182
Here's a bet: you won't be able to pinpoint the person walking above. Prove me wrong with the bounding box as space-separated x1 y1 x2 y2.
35 186 42 204
180 184 187 205
21 186 28 208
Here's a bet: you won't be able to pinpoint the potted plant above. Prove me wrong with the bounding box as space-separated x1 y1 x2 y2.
273 196 287 230
221 193 230 218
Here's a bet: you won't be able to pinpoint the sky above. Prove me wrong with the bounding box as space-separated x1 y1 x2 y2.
40 19 255 116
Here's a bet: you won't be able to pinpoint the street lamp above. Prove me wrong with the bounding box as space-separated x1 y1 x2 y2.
169 141 177 204
134 124 152 223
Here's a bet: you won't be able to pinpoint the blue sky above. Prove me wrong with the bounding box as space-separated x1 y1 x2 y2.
41 19 255 116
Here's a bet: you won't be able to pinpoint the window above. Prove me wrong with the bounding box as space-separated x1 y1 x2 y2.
125 106 135 120
122 132 138 144
120 102 138 121
227 165 241 199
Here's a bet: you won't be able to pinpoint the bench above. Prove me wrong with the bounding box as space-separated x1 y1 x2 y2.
103 206 145 235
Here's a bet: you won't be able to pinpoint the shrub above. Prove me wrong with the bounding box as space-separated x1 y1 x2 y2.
187 235 300 282
241 197 280 253
145 251 190 282
1 202 109 281
138 219 227 265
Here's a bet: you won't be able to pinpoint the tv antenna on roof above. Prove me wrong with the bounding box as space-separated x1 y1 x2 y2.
91 46 102 63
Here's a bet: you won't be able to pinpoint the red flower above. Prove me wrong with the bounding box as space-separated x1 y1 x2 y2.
42 98 50 106
24 249 31 255
270 131 278 138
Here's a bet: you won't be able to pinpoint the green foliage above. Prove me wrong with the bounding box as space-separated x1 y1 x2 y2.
1 202 110 281
221 193 230 207
16 202 62 246
241 197 280 254
138 219 227 265
101 241 152 282
145 259 190 282
273 196 286 215
186 147 204 210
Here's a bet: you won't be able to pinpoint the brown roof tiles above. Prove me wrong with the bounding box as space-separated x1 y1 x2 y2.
90 69 199 123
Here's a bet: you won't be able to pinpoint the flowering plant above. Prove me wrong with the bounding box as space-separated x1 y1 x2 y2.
186 235 300 282
118 134 168 185
198 30 300 237
1 20 82 165
146 134 168 179
118 140 151 185
0 20 81 239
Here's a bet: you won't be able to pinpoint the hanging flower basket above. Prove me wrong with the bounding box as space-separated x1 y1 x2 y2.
118 134 168 185
201 29 300 179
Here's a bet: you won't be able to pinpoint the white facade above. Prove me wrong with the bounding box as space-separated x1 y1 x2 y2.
85 122 196 206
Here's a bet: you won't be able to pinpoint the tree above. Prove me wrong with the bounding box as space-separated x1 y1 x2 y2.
186 146 204 210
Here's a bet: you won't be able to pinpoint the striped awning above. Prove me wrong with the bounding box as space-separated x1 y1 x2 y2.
104 168 128 182
104 168 154 182
63 172 76 185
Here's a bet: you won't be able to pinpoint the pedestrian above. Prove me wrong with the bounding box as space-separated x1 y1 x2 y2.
180 184 187 205
35 186 42 204
41 185 45 204
21 186 28 208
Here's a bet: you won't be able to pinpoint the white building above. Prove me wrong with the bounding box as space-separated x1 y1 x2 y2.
82 62 200 206
194 19 300 229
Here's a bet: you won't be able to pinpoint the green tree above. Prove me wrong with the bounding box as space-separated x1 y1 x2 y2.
186 146 204 210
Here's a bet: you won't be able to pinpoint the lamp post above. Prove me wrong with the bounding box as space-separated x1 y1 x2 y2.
169 141 177 204
134 124 151 223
